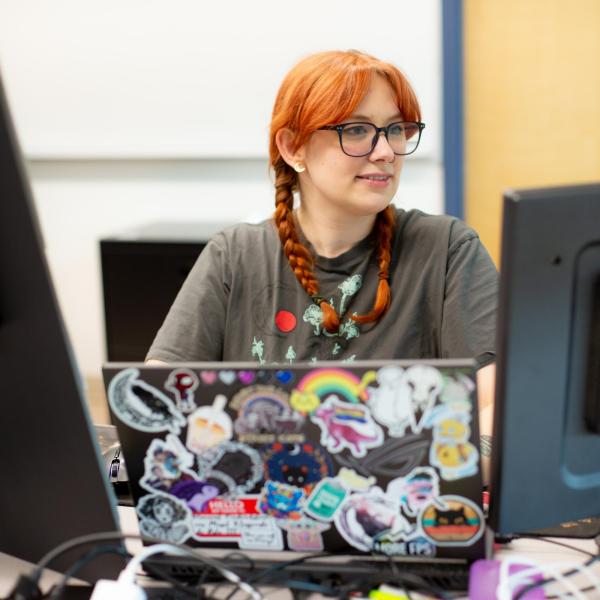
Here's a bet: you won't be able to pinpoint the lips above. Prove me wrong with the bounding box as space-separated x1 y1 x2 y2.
356 174 392 181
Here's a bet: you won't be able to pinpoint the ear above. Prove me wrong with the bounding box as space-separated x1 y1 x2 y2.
275 128 305 169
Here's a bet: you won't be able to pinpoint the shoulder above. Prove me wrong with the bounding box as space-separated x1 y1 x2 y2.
210 219 278 252
393 207 480 254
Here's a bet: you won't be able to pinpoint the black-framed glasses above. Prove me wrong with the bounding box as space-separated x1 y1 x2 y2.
319 121 425 157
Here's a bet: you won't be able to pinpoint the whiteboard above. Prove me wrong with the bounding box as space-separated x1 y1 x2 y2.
0 0 441 159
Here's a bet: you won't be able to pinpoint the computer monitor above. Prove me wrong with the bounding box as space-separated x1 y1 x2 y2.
0 75 123 580
489 182 600 534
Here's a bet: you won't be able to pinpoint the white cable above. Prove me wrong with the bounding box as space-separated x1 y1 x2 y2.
118 543 189 585
504 560 590 600
496 556 539 600
117 542 263 599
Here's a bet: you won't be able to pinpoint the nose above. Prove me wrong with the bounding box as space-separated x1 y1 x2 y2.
369 131 395 162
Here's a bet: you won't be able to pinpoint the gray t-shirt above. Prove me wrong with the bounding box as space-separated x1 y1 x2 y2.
147 208 498 367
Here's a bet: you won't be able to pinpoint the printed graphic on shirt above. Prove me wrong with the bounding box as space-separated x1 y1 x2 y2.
251 283 300 338
108 368 186 434
275 310 297 333
248 275 366 364
338 274 363 315
302 307 362 341
251 337 266 364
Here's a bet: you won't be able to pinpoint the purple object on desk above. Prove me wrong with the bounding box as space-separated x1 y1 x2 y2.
469 559 545 599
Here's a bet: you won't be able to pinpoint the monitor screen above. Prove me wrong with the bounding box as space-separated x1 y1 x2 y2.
0 75 122 580
489 182 600 534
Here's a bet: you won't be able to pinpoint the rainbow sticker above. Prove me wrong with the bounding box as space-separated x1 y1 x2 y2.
290 368 376 414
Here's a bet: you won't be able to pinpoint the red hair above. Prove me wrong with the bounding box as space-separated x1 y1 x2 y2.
269 50 421 333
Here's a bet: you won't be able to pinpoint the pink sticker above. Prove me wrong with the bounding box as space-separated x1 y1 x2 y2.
200 371 218 385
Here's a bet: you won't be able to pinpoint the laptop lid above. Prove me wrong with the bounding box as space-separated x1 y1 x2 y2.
103 359 486 562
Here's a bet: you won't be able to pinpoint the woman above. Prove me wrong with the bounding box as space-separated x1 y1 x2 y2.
146 50 497 449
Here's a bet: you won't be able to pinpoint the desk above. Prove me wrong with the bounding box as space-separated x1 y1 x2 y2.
2 507 598 599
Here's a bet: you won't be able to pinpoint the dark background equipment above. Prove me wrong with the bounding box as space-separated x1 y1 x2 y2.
490 182 600 534
101 222 229 362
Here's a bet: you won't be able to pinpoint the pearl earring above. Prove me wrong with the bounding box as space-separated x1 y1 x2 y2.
293 162 306 173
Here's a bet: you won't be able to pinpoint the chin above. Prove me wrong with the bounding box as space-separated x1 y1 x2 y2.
349 196 394 218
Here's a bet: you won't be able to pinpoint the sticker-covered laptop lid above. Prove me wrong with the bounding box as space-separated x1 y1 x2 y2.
102 360 486 561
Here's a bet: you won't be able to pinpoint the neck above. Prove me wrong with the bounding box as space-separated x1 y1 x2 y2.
296 204 376 258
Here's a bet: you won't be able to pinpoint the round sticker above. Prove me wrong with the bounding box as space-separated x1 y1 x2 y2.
419 495 484 547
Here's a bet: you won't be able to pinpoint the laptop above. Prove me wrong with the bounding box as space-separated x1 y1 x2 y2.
102 359 489 586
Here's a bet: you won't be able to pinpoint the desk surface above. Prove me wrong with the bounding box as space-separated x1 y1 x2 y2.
1 507 598 599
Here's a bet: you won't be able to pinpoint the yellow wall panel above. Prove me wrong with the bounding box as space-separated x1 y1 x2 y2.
464 0 600 264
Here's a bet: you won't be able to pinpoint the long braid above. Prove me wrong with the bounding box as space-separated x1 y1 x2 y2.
352 205 395 324
273 159 340 333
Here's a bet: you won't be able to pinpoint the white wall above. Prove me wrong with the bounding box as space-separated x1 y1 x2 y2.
1 1 444 377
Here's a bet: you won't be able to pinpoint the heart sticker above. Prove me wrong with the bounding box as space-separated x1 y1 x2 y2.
276 370 293 384
200 371 217 385
219 370 236 385
238 370 255 385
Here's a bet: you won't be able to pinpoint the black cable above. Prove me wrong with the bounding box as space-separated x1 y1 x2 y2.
386 554 413 600
385 570 454 600
142 561 208 598
31 531 141 584
48 545 130 600
23 531 261 600
547 585 597 599
515 535 597 558
244 552 330 584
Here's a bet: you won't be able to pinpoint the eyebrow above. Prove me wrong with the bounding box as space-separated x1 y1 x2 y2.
347 112 404 123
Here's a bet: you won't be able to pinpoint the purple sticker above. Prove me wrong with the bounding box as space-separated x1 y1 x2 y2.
238 370 255 385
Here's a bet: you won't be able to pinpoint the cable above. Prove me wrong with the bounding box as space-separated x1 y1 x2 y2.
141 561 206 598
244 552 329 584
511 554 600 600
118 543 262 600
506 562 591 600
385 570 455 600
48 545 130 600
25 531 262 600
514 535 597 559
32 531 140 585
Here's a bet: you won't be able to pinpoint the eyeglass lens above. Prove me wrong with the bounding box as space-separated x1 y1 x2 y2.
341 122 421 156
